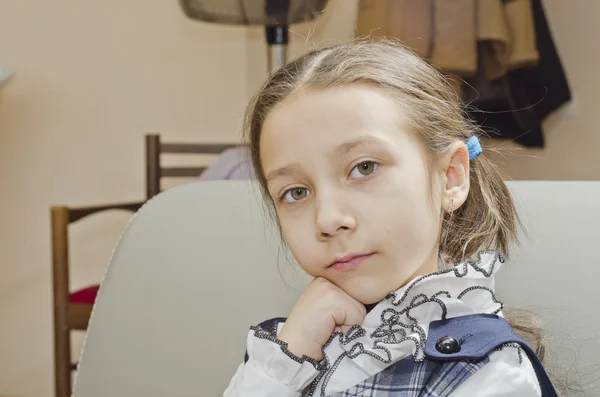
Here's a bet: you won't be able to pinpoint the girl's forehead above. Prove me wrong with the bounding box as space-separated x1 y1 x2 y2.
261 85 411 150
274 84 402 121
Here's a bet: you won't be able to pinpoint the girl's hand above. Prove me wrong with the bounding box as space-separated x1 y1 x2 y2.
277 277 366 361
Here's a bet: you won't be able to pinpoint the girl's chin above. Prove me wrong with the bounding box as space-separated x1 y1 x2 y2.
342 281 392 306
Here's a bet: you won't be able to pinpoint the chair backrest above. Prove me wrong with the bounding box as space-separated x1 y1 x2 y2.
51 202 143 397
51 202 144 313
73 181 600 397
145 134 239 199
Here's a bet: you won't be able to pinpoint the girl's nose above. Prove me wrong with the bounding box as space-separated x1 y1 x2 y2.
315 194 356 240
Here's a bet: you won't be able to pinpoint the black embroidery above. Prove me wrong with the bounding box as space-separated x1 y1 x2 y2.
457 286 504 314
407 292 450 322
387 250 505 307
264 250 506 397
494 343 524 364
250 325 326 370
306 328 399 397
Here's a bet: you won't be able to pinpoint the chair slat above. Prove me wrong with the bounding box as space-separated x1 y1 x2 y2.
68 202 143 223
161 167 207 177
160 143 237 154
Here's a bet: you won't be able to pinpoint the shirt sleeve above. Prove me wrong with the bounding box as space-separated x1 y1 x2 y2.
223 327 321 397
450 347 542 396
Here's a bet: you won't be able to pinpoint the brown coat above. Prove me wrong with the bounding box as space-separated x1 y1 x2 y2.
356 0 539 79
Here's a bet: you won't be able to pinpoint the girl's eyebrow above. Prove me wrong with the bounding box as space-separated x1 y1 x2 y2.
335 136 386 156
266 164 299 183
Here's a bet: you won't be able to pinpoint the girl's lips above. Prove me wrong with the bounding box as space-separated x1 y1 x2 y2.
329 253 375 271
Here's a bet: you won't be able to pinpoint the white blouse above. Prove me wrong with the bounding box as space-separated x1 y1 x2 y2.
224 251 543 396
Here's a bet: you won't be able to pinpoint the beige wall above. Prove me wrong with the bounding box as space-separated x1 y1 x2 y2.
0 1 357 396
0 0 596 396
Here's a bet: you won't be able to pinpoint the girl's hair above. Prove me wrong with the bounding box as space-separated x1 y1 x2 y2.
242 38 545 360
243 39 518 263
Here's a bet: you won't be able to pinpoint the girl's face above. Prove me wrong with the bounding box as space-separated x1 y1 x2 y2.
260 84 446 304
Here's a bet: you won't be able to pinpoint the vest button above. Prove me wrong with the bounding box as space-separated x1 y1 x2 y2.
435 336 461 354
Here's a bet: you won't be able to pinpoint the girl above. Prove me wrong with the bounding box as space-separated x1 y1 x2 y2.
224 40 557 396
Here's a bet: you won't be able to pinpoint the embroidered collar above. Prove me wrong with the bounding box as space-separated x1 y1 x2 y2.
305 250 506 396
364 250 504 335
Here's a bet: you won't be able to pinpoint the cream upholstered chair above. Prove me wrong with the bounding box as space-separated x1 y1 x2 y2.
72 181 600 397
49 134 237 397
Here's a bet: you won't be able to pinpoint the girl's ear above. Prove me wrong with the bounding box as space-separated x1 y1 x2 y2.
440 141 470 212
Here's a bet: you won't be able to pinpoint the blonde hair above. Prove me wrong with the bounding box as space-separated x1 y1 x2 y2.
243 39 518 264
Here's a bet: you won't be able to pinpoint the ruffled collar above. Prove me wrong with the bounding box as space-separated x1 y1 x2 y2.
363 250 504 337
308 250 506 396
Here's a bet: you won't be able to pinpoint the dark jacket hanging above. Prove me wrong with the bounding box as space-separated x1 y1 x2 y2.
357 0 572 148
464 0 572 148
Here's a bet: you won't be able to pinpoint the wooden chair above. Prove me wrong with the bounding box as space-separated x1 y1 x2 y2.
51 134 239 397
144 134 239 199
51 202 143 397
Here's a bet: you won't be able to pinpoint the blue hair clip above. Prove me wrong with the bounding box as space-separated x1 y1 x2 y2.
466 136 482 160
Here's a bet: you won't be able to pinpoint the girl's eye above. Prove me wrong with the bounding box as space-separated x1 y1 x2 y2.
349 161 378 179
281 187 311 203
